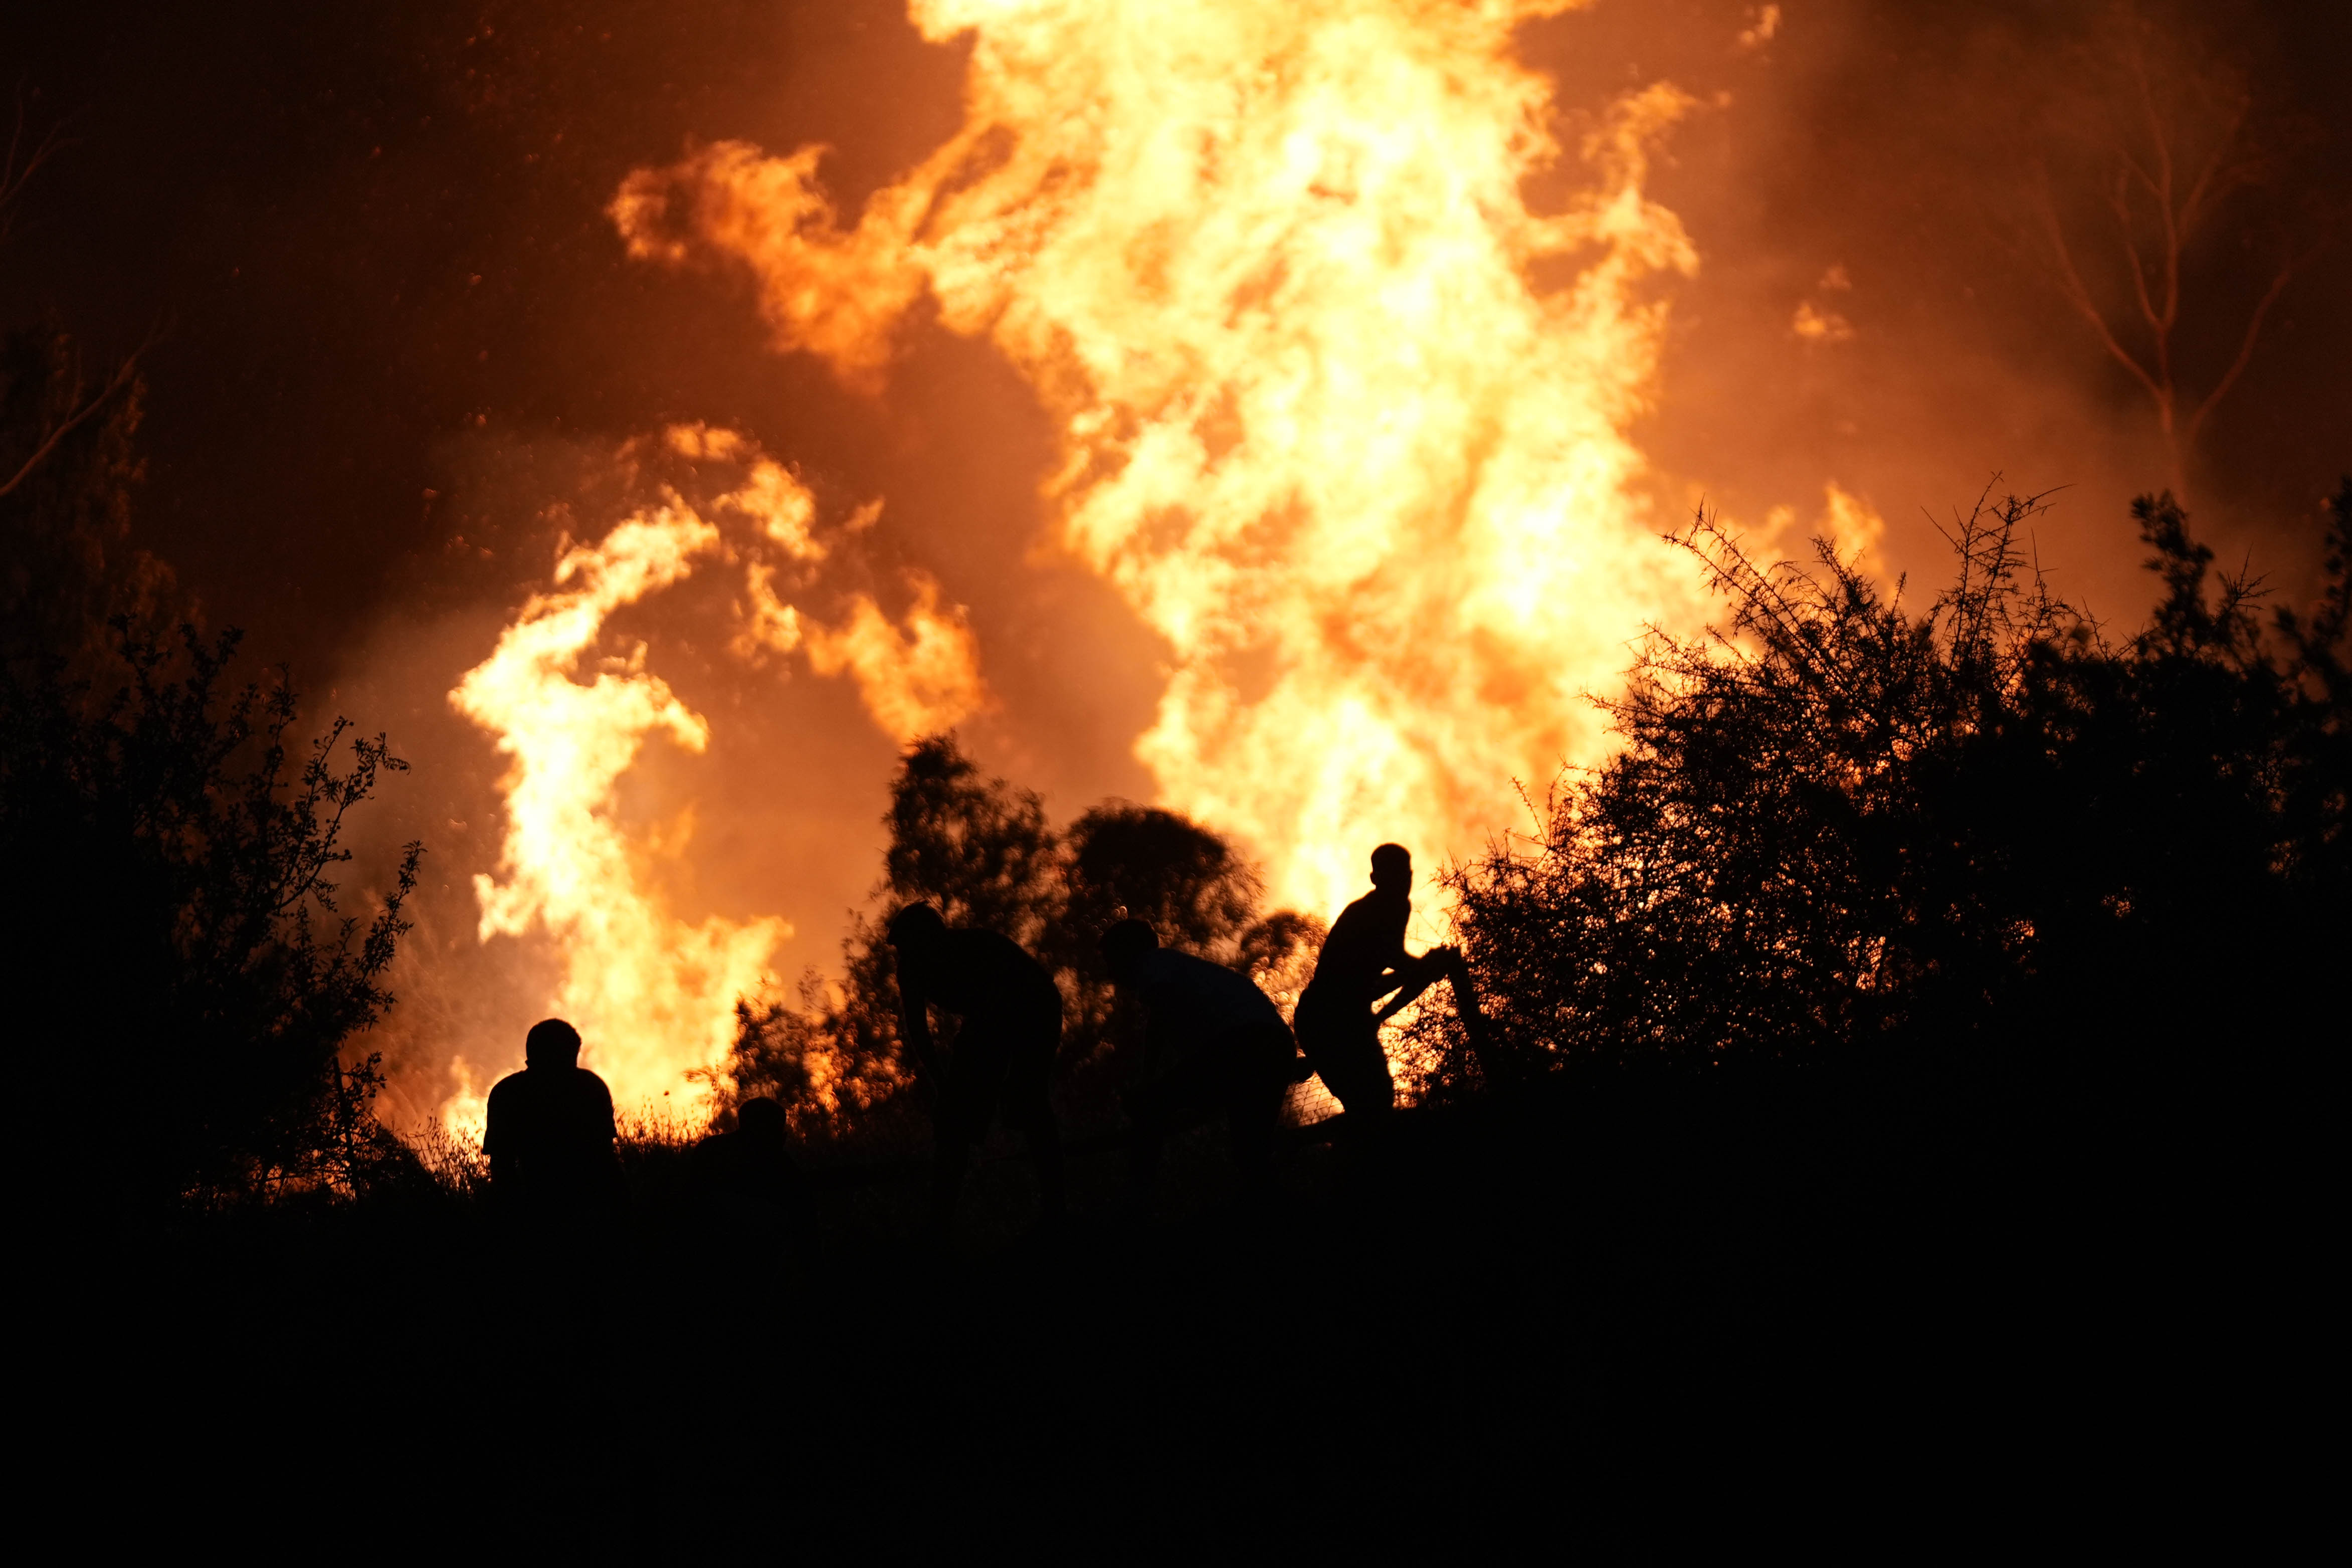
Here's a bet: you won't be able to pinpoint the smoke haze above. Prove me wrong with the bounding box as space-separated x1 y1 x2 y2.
6 0 2342 1120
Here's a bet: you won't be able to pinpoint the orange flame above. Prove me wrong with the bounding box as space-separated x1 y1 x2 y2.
447 429 984 1122
615 0 1710 919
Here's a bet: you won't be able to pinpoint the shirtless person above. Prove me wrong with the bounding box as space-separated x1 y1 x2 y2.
886 902 1067 1239
1293 844 1492 1118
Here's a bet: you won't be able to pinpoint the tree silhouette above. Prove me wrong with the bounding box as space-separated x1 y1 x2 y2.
3 103 422 1212
1446 480 2348 1088
2022 6 2329 494
724 736 1313 1139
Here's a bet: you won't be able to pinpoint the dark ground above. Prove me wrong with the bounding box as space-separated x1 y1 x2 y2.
33 1065 2318 1554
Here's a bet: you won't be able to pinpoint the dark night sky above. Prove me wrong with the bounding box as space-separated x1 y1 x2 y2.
6 0 2344 1109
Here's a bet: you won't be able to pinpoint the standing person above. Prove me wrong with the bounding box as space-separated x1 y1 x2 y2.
484 1018 623 1218
1293 844 1494 1119
1101 920 1300 1197
886 903 1067 1241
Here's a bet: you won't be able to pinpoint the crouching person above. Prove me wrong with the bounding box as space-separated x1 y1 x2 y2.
1101 919 1298 1198
692 1096 807 1258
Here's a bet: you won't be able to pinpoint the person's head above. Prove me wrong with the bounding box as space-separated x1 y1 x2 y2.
886 902 948 975
525 1018 582 1070
736 1096 787 1141
1369 843 1412 894
1100 919 1158 987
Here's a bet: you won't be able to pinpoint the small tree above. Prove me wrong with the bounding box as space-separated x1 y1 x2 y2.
2020 5 2328 495
3 626 423 1209
4 124 422 1209
726 735 1062 1142
1047 803 1264 1061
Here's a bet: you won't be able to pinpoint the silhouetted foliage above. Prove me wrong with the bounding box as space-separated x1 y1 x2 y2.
725 735 1312 1140
1 313 422 1213
1445 482 2349 1092
723 736 1054 1142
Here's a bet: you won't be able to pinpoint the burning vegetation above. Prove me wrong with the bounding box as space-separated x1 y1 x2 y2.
0 3 2340 1228
8 5 2346 1542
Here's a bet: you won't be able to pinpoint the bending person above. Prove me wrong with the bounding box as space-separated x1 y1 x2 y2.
1102 919 1299 1197
886 902 1067 1240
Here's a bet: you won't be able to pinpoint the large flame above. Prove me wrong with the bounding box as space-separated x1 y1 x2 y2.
449 428 983 1118
614 0 1708 917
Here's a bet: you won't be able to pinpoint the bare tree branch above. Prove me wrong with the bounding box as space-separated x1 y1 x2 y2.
2038 182 2168 406
2184 242 2317 451
0 327 158 499
1 80 70 245
2021 8 2308 495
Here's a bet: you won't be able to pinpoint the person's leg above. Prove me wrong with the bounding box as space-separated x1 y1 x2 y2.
1001 1005 1065 1224
1317 1024 1395 1120
934 1029 1008 1242
1310 1015 1395 1194
929 1130 974 1242
1126 1089 1166 1196
1225 1024 1293 1193
1018 1098 1066 1226
1125 1053 1218 1200
1228 1078 1286 1194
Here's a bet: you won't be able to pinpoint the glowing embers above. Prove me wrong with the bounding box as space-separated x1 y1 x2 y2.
614 1 1709 919
448 428 984 1123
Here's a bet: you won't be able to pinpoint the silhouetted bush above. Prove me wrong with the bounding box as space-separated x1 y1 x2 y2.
1444 482 2348 1095
2 318 423 1214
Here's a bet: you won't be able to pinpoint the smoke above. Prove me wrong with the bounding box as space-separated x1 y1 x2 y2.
1522 0 2347 622
43 0 2312 1124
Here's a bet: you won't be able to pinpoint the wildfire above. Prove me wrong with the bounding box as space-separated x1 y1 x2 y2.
448 428 983 1121
614 0 1711 918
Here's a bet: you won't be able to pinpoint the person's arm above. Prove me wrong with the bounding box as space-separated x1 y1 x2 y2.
484 1085 511 1185
1364 899 1415 1008
896 955 945 1084
1373 951 1445 1022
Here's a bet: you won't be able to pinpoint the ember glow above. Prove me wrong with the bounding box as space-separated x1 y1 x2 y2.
613 0 1710 920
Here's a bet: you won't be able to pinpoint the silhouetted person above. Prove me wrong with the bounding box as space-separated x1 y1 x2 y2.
886 903 1067 1240
1294 844 1496 1117
693 1096 806 1250
484 1018 623 1218
1102 919 1297 1196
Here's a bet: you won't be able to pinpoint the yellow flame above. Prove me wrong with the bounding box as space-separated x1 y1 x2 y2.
1820 482 1889 582
447 434 985 1117
1757 483 1890 586
442 1055 489 1145
804 576 993 744
617 0 1709 920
